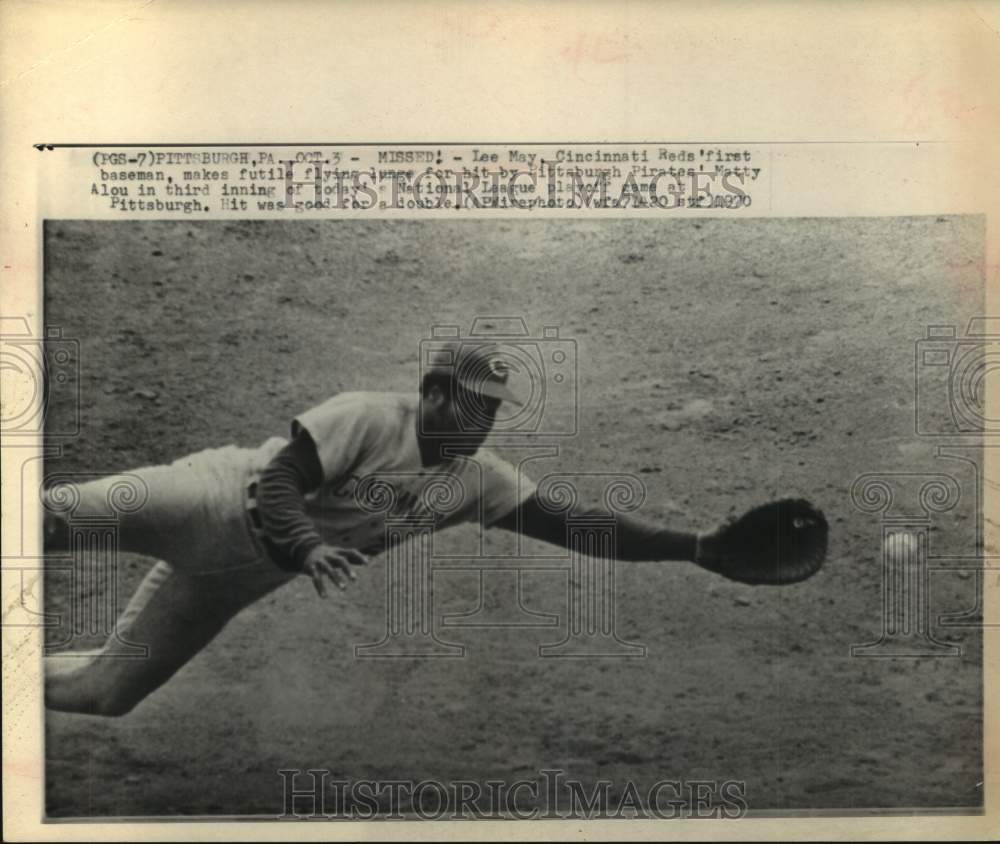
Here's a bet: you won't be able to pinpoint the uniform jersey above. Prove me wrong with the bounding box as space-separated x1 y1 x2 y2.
45 392 539 716
291 391 536 554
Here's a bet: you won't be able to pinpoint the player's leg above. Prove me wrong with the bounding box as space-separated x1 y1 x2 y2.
45 559 295 716
43 468 199 563
42 449 248 571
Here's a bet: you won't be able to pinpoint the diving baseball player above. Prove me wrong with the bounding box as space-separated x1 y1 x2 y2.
44 344 826 716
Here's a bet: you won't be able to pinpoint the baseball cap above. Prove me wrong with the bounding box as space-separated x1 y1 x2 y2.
428 342 524 407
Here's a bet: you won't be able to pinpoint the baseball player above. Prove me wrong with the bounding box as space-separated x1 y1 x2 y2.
44 344 826 717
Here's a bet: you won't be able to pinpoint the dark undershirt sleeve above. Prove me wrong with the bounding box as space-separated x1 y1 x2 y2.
493 493 698 562
256 431 326 572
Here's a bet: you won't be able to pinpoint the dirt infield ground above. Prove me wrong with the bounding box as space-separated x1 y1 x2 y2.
43 216 984 817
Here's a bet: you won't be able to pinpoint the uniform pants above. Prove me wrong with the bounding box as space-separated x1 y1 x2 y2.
45 441 295 716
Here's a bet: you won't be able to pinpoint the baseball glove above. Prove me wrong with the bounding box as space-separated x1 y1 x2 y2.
695 498 828 585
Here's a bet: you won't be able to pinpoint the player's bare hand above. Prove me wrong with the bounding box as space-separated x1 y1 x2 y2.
302 545 369 598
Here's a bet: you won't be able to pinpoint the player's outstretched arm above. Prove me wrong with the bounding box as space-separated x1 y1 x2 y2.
256 432 369 596
493 494 828 585
493 493 698 562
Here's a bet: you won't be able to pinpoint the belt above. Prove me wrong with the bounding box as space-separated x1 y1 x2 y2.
245 478 293 570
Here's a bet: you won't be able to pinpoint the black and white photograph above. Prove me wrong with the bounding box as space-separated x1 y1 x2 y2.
3 2 999 840
38 215 985 819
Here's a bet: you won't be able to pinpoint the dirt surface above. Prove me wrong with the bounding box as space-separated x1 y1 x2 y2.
42 216 984 817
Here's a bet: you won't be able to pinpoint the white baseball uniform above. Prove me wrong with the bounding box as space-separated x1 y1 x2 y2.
45 392 535 715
